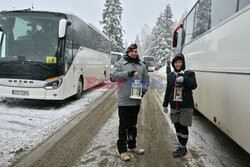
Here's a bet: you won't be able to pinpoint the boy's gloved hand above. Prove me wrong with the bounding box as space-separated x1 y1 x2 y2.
163 107 168 114
176 76 184 83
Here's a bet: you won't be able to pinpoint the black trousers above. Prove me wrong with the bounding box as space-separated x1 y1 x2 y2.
174 122 189 147
117 105 140 154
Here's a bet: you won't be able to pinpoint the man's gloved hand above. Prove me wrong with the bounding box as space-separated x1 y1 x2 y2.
110 74 115 82
128 71 136 77
176 76 184 83
163 107 168 114
141 90 146 98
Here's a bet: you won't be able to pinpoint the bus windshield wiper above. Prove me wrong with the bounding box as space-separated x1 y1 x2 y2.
32 61 54 71
0 60 53 71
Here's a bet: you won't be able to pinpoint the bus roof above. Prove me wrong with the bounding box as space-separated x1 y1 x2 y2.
0 8 70 16
0 9 110 41
142 56 154 58
111 52 124 56
88 23 109 40
142 56 155 59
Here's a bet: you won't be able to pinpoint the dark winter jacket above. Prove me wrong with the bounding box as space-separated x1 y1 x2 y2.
163 54 197 109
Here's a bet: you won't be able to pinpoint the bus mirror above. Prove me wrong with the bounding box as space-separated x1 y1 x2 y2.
172 31 178 48
58 19 67 38
172 24 182 48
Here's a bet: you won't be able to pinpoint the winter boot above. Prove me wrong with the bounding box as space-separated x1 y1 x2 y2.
120 152 131 161
128 147 144 154
172 146 187 158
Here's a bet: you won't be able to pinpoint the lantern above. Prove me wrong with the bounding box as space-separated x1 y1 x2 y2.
130 79 142 99
173 71 184 102
173 87 183 101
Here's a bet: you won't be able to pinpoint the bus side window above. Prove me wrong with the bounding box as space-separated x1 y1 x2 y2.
72 40 79 58
239 0 250 10
193 0 211 39
184 0 238 45
65 38 73 72
210 0 237 27
184 8 195 44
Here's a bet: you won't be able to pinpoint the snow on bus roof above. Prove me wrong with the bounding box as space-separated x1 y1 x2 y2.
0 8 72 15
142 56 154 58
88 23 109 40
111 52 124 55
142 56 155 59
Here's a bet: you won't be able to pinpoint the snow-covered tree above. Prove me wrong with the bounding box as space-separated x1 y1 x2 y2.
148 4 175 66
124 40 128 51
134 35 143 58
172 18 179 32
193 0 211 39
100 0 124 52
178 10 188 25
139 24 152 57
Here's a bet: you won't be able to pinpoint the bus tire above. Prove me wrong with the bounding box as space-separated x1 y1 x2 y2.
75 78 83 99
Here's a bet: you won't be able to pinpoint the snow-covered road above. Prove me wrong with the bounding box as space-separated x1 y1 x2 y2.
73 110 125 167
1 70 249 167
0 88 108 167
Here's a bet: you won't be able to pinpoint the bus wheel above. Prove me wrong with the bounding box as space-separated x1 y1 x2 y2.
75 78 83 99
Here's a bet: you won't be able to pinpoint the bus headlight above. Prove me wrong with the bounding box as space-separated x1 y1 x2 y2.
44 78 63 90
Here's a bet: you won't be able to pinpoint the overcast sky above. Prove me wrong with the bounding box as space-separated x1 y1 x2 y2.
0 0 197 43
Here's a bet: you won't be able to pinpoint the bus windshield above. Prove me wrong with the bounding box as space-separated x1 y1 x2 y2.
144 57 154 62
147 61 155 67
0 11 66 80
0 11 64 62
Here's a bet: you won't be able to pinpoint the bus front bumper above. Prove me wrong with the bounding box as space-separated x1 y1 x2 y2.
148 67 155 72
0 85 65 100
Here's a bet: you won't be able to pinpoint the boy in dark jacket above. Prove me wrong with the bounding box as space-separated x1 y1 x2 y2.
163 53 197 158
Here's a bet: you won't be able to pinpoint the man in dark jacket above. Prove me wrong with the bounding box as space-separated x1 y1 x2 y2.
163 53 197 158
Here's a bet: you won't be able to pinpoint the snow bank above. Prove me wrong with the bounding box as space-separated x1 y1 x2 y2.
0 88 108 167
158 65 167 74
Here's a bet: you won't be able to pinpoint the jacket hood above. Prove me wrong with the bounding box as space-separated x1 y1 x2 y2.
172 53 186 72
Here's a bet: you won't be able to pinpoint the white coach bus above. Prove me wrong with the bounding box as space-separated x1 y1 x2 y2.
110 51 123 68
142 56 155 72
172 0 250 153
0 9 111 100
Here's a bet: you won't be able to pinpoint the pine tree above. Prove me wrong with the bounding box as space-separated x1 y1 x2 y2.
193 0 211 39
124 40 128 50
179 10 188 25
100 0 124 52
134 35 142 58
139 24 152 57
149 4 175 67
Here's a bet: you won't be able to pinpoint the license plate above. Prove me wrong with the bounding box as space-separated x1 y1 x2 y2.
12 90 29 96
